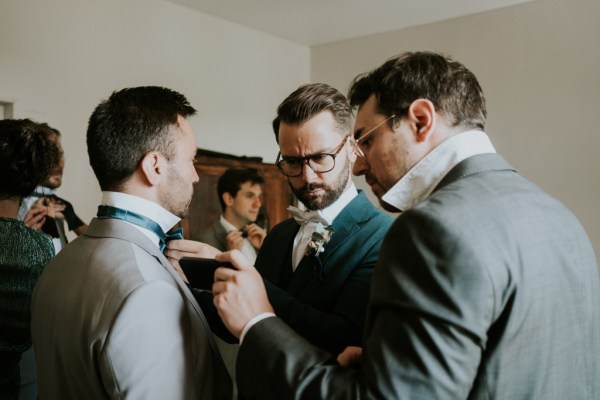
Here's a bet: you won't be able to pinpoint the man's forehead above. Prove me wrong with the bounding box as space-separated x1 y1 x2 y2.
238 182 262 193
353 96 380 137
279 114 346 154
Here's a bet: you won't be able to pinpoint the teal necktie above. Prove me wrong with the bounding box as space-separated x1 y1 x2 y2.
97 205 183 251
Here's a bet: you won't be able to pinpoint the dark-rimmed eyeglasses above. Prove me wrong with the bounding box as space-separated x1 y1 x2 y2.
276 135 349 177
349 114 396 158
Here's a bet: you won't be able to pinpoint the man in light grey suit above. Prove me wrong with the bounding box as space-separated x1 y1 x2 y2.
210 52 599 399
31 86 231 399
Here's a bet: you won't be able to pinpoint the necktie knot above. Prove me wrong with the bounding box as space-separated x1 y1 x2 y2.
97 205 183 251
162 227 184 251
287 205 329 226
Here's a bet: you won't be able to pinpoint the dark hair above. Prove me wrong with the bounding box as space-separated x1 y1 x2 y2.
0 119 60 200
348 51 487 131
272 83 353 142
87 86 196 191
217 168 264 211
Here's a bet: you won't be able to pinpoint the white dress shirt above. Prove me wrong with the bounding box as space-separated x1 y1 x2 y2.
291 183 358 269
382 130 496 211
101 191 180 250
219 215 258 264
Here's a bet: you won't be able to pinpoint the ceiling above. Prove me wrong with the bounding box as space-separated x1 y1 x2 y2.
165 0 534 46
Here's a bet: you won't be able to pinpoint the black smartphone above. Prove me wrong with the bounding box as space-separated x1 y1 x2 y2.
179 257 235 291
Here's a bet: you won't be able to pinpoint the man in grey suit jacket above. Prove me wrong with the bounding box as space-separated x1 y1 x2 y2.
194 168 266 264
31 86 231 399
210 52 599 399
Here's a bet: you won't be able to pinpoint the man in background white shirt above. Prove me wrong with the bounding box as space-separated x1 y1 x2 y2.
194 168 266 264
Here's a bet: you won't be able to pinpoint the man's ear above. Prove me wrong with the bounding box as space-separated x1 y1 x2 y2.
140 151 164 186
407 99 436 143
222 192 234 207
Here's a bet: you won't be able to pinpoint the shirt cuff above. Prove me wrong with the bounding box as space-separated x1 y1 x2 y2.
240 312 276 343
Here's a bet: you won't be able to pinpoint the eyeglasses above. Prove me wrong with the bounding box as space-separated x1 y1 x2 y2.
276 135 349 177
349 114 396 158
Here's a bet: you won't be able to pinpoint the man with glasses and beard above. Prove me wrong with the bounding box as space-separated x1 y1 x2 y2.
31 86 231 400
170 83 393 360
250 83 393 356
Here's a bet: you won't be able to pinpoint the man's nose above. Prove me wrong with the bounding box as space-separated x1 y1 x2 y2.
300 160 319 182
352 156 368 176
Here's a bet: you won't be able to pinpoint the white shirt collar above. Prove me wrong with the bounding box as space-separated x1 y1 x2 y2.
34 185 57 196
382 130 496 212
219 215 238 232
298 182 358 225
101 191 181 249
18 185 57 221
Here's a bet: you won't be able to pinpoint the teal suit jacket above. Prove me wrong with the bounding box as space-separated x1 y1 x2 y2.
254 190 394 355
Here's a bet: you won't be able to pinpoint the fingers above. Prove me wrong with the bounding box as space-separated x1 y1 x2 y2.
164 239 221 260
215 250 253 271
47 203 66 219
211 258 274 338
24 207 48 230
336 346 363 367
226 231 244 251
246 224 266 238
243 224 266 249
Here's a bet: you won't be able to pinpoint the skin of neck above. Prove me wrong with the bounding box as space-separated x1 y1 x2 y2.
222 208 250 230
0 197 21 219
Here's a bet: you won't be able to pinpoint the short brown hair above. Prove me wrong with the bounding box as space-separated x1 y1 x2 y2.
348 51 487 131
272 83 353 142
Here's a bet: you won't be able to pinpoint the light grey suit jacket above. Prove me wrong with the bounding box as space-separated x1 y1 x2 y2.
32 217 231 400
237 154 599 399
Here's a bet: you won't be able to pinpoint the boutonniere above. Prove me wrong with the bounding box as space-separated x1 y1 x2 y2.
305 223 334 257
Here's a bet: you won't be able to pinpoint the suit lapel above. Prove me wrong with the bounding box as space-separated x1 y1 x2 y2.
85 218 221 355
212 221 229 250
287 191 371 296
259 220 299 288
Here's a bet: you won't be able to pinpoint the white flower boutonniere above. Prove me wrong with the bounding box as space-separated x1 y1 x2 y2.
305 223 334 257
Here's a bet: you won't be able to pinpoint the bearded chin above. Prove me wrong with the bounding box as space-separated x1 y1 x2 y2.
292 156 351 211
295 182 342 211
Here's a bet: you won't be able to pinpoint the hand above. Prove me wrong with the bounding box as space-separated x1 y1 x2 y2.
164 239 222 284
212 250 273 338
243 223 267 249
46 202 66 220
23 203 48 231
225 230 244 251
337 346 363 367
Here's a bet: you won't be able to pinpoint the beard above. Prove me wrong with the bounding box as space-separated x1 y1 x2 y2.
160 165 193 218
291 155 350 211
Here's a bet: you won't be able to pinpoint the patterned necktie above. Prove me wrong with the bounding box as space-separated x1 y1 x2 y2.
97 205 183 251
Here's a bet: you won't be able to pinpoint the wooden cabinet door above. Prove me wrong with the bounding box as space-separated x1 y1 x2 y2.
180 153 292 240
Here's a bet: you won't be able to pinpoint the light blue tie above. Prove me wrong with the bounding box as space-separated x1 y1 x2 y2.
97 205 183 251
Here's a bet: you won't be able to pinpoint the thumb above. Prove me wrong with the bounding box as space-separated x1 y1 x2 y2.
215 250 253 271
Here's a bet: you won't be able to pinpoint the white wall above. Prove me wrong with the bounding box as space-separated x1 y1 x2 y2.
311 0 600 258
0 0 310 235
